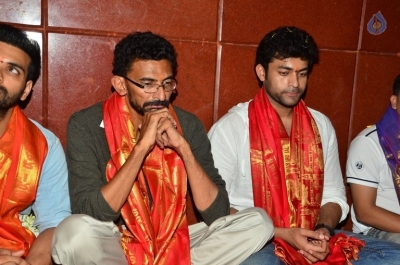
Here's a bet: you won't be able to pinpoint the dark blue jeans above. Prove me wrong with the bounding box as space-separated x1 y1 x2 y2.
241 230 400 265
367 227 400 245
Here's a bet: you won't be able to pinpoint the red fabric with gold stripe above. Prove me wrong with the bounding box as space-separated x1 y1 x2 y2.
103 93 190 265
0 106 48 257
249 89 364 264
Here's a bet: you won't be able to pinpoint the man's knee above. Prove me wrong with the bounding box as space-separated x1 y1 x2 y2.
52 215 126 265
53 214 95 249
245 207 274 242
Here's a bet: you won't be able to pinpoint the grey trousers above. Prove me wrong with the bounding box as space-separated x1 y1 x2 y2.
52 207 273 265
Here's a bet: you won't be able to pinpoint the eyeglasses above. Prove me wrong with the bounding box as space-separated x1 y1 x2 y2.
123 76 177 94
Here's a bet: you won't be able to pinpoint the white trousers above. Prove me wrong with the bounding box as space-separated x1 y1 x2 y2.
52 207 273 265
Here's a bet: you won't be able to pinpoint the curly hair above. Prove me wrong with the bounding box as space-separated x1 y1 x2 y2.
112 31 177 77
255 26 319 75
0 23 41 85
393 74 400 96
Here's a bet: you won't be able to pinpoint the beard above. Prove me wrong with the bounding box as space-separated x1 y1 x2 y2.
129 98 169 116
265 86 305 108
0 85 24 118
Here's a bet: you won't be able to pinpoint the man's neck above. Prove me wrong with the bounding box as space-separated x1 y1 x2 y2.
0 107 14 138
270 102 294 136
275 105 293 119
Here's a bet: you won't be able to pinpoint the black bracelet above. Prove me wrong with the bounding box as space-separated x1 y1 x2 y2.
314 223 335 236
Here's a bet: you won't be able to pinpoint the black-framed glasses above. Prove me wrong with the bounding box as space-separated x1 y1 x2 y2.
123 76 177 94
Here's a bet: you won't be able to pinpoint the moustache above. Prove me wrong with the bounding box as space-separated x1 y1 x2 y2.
143 100 169 109
286 87 301 93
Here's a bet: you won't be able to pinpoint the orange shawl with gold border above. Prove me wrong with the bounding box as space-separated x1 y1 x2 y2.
103 93 190 265
249 89 364 264
0 106 48 257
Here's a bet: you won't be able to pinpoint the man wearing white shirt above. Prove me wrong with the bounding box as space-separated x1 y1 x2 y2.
347 74 400 244
209 26 400 264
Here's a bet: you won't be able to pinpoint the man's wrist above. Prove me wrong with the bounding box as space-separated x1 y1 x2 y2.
314 223 335 236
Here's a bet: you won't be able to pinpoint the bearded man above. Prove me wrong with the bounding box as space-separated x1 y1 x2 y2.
52 31 272 265
0 23 70 265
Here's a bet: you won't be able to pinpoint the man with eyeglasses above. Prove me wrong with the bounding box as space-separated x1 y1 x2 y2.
51 31 272 265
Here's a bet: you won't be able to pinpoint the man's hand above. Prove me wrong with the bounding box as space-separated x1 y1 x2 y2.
102 109 186 212
0 249 31 265
137 109 184 152
276 227 330 263
156 115 183 150
140 109 219 213
298 228 330 263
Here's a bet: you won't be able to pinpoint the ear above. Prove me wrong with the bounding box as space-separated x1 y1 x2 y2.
19 80 33 101
390 95 398 109
255 64 266 81
111 76 127 96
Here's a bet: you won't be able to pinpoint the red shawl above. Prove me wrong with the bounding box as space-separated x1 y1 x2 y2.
249 89 364 264
0 106 48 257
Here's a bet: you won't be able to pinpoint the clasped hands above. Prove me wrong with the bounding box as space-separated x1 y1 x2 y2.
137 109 184 153
0 249 30 265
289 227 331 264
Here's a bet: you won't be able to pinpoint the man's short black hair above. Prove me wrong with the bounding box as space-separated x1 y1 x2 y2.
112 31 177 77
255 26 319 77
0 23 41 85
393 74 400 96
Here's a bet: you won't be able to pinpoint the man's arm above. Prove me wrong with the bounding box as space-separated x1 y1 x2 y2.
155 109 221 215
175 142 219 210
207 106 250 213
101 108 186 212
67 105 120 221
0 229 54 265
350 183 400 232
100 139 149 212
346 128 400 233
100 107 221 215
318 113 349 223
67 104 226 223
23 122 70 265
26 228 54 265
32 121 71 233
315 202 342 235
178 108 230 223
